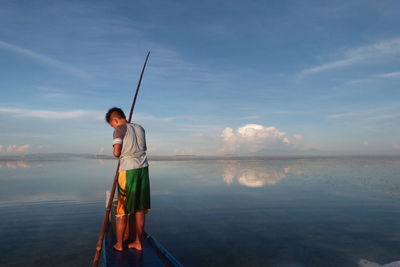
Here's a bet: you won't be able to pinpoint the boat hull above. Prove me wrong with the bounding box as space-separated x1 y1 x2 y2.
101 200 182 267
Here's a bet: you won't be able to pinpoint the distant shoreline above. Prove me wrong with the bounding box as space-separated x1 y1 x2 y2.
0 153 399 161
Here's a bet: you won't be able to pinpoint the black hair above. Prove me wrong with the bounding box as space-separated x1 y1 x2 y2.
105 107 126 123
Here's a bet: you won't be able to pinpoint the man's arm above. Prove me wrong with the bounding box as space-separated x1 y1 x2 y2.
112 124 127 158
113 144 122 158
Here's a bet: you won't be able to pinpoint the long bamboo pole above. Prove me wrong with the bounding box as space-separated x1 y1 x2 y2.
92 51 150 267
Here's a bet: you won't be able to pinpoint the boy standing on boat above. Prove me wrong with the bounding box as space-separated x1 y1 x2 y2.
105 107 151 251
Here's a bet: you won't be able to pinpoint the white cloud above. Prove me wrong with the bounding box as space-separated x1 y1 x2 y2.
393 143 400 150
220 124 290 153
4 144 31 153
0 40 92 80
375 71 400 78
301 38 400 75
363 141 369 146
16 144 31 153
6 145 17 153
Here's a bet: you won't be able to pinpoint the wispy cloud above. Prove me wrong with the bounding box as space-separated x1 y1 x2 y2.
326 106 400 136
133 113 176 123
301 38 400 75
36 86 70 98
327 112 361 119
233 115 261 120
344 79 374 85
35 86 99 99
148 43 249 91
0 133 53 138
0 107 103 120
375 71 400 78
0 40 92 80
327 105 400 120
0 107 175 123
367 113 400 121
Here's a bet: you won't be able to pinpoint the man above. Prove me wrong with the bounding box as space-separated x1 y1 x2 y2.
105 107 150 251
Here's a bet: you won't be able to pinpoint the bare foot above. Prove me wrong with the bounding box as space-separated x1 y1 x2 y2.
113 243 124 252
128 242 143 251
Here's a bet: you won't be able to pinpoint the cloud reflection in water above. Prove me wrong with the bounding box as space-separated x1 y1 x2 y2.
1 161 31 169
222 161 296 187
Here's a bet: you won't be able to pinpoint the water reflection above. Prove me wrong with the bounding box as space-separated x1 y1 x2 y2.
0 158 116 204
238 169 285 187
222 161 298 187
295 169 304 176
358 258 400 267
0 160 31 169
0 157 399 267
0 157 112 170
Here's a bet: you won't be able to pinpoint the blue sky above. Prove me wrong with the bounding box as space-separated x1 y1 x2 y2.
0 0 399 156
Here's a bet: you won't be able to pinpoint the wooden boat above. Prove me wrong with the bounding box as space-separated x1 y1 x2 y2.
101 198 183 267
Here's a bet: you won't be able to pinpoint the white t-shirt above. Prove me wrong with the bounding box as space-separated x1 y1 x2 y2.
112 123 149 171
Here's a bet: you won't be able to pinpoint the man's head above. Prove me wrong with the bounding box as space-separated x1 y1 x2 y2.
105 107 127 128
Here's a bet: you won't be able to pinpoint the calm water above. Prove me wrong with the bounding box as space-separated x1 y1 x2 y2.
0 156 399 267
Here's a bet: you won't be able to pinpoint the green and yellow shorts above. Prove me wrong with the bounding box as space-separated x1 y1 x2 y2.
116 166 151 216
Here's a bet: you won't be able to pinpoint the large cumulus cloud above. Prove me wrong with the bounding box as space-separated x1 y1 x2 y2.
220 124 290 153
